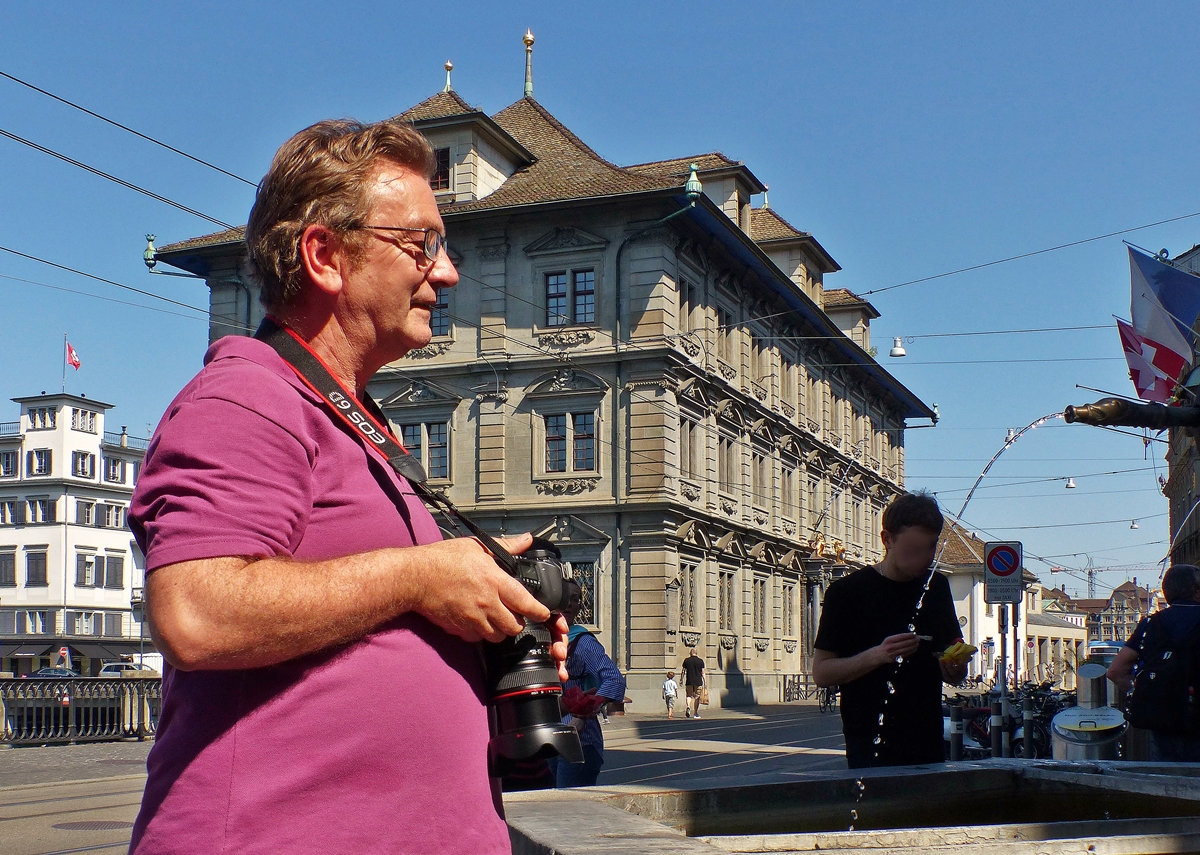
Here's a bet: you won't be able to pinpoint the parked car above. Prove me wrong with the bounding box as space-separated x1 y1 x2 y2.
29 667 80 678
98 662 157 677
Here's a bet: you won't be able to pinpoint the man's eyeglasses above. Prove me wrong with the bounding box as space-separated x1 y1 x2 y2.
350 226 448 263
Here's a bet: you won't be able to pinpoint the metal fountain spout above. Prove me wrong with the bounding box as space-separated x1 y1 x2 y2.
1064 397 1200 429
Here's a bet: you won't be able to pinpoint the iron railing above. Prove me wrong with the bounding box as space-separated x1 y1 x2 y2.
0 421 19 437
1 677 160 745
781 673 819 702
102 431 151 451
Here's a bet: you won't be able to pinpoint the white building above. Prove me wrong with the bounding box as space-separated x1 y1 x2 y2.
0 393 149 676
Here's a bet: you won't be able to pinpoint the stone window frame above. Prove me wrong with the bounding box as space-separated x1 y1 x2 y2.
398 419 453 483
530 251 604 333
528 391 604 486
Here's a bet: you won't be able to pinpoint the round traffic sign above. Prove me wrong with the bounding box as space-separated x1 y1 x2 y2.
986 545 1020 577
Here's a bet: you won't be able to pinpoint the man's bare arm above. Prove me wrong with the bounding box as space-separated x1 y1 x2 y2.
1106 645 1139 691
812 632 921 687
148 533 556 671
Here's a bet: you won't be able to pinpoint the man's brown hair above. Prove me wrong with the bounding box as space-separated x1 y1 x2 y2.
245 119 435 314
881 490 944 537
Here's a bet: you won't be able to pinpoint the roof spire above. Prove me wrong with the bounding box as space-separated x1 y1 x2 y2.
443 60 454 92
523 30 535 97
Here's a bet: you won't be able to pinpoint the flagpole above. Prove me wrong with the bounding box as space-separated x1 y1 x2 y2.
61 333 67 393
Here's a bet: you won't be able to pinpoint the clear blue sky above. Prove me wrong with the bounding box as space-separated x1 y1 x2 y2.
1 2 1197 595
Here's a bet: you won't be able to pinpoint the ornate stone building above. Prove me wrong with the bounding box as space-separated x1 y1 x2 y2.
149 80 933 707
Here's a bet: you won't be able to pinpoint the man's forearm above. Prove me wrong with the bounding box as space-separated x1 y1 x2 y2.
148 536 540 671
813 649 886 687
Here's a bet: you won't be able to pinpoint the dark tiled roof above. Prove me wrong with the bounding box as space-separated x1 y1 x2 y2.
392 90 475 122
822 289 866 309
158 226 245 255
625 152 740 177
937 520 985 568
1028 613 1078 629
443 97 676 214
750 207 809 242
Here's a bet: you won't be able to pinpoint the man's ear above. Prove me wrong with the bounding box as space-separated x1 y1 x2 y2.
298 224 347 298
880 529 894 552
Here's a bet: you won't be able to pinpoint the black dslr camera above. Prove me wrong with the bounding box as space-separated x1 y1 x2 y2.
482 536 584 775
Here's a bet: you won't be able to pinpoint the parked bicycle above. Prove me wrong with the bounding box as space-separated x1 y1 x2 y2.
818 685 838 714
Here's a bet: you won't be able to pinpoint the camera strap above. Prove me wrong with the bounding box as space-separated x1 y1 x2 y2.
253 317 520 573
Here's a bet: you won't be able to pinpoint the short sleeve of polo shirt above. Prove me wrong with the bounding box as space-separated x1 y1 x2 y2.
132 388 315 572
813 579 852 655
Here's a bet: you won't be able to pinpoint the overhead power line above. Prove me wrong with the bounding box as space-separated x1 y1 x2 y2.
860 209 1200 297
0 271 214 323
0 126 235 229
0 70 258 187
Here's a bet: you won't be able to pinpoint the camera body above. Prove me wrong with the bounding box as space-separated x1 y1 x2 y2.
483 537 584 775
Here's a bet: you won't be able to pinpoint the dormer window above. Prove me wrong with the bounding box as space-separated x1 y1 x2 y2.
432 147 451 192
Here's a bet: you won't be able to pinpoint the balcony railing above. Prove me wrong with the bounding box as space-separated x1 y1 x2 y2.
1 677 160 744
0 421 20 437
102 431 150 451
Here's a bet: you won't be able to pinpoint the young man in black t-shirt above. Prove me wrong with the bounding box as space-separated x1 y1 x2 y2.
813 492 968 768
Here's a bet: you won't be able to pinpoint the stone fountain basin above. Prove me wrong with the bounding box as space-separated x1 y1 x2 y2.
505 760 1200 854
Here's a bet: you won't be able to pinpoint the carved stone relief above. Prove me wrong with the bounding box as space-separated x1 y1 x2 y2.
754 638 769 652
784 640 797 654
719 634 736 650
719 497 737 515
537 329 595 348
681 631 701 648
680 481 701 501
536 477 600 495
406 341 453 359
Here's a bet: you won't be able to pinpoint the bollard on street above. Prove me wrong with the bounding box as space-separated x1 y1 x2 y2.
990 700 1003 758
1022 696 1034 758
950 705 963 761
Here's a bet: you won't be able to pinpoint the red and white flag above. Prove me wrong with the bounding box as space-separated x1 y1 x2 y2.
66 341 81 371
1117 318 1186 403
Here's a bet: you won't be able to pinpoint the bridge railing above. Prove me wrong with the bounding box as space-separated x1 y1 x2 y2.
1 678 161 745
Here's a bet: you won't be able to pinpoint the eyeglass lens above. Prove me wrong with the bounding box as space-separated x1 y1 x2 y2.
423 230 447 262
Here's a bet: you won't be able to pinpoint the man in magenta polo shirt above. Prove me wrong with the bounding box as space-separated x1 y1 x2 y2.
128 120 565 854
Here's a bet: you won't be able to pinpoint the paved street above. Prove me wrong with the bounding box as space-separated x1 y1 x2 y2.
0 702 844 855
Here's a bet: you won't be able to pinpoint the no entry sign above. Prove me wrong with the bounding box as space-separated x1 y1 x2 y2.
984 541 1023 604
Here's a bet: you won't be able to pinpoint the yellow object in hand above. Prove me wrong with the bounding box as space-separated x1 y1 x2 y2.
938 641 977 665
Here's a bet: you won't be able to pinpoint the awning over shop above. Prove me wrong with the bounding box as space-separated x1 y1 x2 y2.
69 643 119 660
0 643 54 658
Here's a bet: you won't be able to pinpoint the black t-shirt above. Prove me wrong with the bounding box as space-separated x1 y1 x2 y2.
814 566 961 754
1127 603 1200 651
682 656 705 686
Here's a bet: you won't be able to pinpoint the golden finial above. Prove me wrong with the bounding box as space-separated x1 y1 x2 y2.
523 30 535 97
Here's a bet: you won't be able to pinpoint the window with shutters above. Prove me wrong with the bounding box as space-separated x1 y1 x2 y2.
718 568 736 631
104 555 124 589
24 607 49 634
76 500 94 525
72 451 95 478
76 553 97 588
69 611 97 636
0 500 16 525
27 498 55 523
0 609 15 634
716 305 735 363
751 452 768 506
678 277 697 334
678 417 699 482
753 576 768 635
28 449 51 476
104 457 126 483
103 612 123 637
0 550 14 587
104 505 124 528
0 451 15 477
25 551 47 587
718 435 738 494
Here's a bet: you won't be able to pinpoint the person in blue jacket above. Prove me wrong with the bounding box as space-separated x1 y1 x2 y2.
556 579 626 787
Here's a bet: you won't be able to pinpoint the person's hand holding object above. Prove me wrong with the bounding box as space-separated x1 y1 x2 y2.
938 641 977 667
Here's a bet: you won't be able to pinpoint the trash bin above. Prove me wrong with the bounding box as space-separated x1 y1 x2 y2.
1051 706 1127 760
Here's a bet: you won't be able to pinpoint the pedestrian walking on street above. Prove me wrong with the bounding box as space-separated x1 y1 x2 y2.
663 671 678 718
682 648 706 719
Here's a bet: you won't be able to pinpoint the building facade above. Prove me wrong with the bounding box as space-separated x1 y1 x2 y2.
1073 580 1159 644
0 393 149 676
150 84 933 707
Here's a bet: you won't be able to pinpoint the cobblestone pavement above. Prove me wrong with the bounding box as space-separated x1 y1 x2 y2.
0 703 840 854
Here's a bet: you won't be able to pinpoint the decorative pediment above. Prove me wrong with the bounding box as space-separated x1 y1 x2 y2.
677 377 713 412
779 435 802 458
527 368 607 398
674 519 712 550
715 531 748 559
524 227 609 257
379 378 462 409
714 398 747 429
677 239 709 272
750 418 776 445
533 514 610 547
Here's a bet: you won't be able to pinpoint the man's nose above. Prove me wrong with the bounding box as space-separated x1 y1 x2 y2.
429 247 458 288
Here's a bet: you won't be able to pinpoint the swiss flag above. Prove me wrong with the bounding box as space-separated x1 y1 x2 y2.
66 341 81 370
1117 318 1187 404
